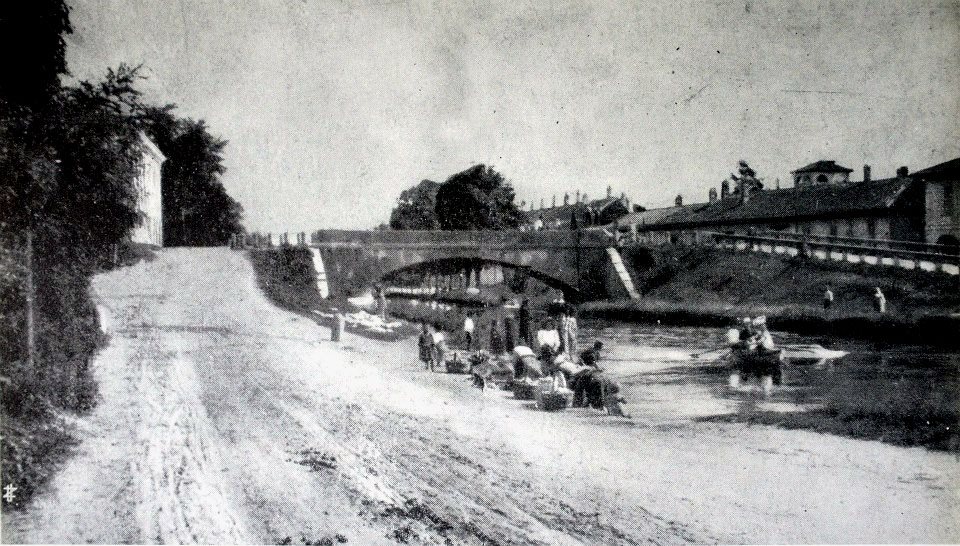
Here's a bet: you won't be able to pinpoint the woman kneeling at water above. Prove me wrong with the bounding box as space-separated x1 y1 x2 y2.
554 343 629 417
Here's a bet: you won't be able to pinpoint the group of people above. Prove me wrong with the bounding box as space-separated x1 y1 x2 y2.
510 337 626 415
822 284 887 315
726 315 781 394
417 300 627 416
417 323 449 372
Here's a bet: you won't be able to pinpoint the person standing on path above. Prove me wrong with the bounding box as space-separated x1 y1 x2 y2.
430 327 448 372
418 323 433 370
518 299 531 347
823 285 835 316
463 313 475 350
559 306 578 355
374 284 388 321
489 319 505 355
873 287 887 314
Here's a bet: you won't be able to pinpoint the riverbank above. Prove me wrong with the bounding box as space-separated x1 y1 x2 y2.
600 244 960 345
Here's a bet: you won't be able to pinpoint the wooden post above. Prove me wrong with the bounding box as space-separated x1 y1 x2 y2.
25 231 36 378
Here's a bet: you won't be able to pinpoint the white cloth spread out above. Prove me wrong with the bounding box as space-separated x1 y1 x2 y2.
536 329 560 350
463 317 475 333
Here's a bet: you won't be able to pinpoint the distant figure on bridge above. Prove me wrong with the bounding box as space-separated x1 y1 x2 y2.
873 287 887 314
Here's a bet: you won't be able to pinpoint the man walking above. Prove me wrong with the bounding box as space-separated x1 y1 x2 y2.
823 284 834 316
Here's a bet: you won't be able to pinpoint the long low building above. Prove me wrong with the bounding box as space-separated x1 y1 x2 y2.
618 158 958 247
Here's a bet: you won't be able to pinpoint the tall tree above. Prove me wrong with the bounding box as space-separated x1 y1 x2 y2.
434 164 523 230
389 179 440 229
729 160 764 194
140 106 244 246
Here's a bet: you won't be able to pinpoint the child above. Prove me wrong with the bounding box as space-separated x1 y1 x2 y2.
418 323 433 371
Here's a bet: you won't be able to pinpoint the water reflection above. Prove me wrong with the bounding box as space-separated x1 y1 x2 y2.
580 320 959 452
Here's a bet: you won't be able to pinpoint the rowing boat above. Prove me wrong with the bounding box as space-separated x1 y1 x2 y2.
693 343 847 365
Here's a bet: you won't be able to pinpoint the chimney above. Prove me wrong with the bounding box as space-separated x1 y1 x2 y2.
575 190 581 203
708 187 718 203
720 180 730 198
582 193 589 203
675 194 683 207
563 192 570 205
863 164 871 183
607 185 612 198
740 183 752 204
539 198 544 209
551 195 557 208
897 166 909 178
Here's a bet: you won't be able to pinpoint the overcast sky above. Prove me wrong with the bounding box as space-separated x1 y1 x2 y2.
66 0 960 232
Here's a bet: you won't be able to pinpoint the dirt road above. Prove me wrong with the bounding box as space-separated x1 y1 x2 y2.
4 248 958 544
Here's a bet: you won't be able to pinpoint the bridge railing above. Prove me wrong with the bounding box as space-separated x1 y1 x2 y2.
707 232 960 274
310 229 615 248
754 230 960 255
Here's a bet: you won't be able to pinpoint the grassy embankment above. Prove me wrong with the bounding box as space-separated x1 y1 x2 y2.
1 241 154 509
585 245 960 345
248 247 422 341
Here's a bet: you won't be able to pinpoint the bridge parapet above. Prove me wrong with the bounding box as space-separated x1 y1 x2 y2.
311 229 614 249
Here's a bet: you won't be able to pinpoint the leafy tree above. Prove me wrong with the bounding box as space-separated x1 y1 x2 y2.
0 0 72 112
729 160 764 194
140 106 244 246
434 164 523 230
389 179 440 229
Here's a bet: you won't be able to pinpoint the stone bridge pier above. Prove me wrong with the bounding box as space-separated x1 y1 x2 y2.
309 230 640 301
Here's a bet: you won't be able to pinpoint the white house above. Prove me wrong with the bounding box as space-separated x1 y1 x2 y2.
130 132 166 247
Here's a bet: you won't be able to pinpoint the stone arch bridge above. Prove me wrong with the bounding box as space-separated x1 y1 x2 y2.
309 230 641 301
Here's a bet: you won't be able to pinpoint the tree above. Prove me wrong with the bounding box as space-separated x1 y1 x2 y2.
140 106 244 246
389 179 440 229
729 160 764 195
0 0 72 112
434 164 523 230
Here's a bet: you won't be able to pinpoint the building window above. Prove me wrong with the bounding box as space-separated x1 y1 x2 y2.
867 219 876 239
945 183 955 216
829 223 838 237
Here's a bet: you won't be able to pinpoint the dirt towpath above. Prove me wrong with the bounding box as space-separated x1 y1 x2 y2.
4 248 958 544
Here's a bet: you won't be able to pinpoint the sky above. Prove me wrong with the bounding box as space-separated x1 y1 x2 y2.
65 0 960 232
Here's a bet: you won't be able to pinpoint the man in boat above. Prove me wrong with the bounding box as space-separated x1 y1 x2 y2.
730 316 781 394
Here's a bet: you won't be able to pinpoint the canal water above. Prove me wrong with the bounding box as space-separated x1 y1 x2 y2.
579 320 959 452
388 296 958 451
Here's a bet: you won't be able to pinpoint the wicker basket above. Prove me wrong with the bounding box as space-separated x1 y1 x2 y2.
535 381 572 411
513 380 537 400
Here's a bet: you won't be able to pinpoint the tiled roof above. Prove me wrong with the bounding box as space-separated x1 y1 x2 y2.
628 177 913 229
524 196 627 223
911 157 960 181
791 160 853 174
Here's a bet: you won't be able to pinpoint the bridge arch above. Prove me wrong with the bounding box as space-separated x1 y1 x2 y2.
378 256 584 301
310 229 624 301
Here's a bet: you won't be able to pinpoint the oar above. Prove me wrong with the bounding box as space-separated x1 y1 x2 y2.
691 345 730 359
